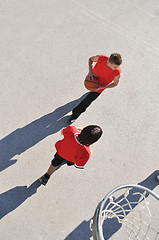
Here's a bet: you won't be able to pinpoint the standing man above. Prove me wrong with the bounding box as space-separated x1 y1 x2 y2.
39 125 103 186
70 53 122 122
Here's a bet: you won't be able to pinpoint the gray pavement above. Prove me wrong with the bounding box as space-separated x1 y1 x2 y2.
0 0 159 239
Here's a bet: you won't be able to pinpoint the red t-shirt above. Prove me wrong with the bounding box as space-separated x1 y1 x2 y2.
55 125 91 168
93 55 121 93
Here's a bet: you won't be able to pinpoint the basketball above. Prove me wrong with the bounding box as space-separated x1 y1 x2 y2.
84 75 99 91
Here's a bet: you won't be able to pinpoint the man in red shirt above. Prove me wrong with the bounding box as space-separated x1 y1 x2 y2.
39 125 102 186
70 53 122 122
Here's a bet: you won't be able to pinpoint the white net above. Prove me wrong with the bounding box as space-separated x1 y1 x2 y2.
91 185 159 240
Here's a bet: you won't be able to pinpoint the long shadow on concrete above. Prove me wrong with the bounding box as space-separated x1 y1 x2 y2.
65 170 159 240
0 161 67 220
0 180 41 219
0 94 87 172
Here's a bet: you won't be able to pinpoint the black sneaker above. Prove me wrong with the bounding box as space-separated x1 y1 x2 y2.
70 115 77 123
39 175 49 186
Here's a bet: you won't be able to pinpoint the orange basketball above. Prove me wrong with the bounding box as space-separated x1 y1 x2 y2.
84 75 99 91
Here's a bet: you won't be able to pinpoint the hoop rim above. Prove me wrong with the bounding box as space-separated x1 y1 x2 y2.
93 184 159 240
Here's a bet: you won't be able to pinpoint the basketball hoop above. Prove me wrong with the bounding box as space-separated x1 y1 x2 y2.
91 185 159 240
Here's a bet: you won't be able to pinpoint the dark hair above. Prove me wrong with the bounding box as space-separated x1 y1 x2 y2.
78 125 103 146
109 53 122 65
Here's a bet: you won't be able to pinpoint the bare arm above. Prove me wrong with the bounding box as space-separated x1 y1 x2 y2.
88 55 100 80
105 75 120 88
95 75 120 91
88 55 100 71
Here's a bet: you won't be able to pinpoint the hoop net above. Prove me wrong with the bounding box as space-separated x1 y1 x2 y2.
91 185 159 240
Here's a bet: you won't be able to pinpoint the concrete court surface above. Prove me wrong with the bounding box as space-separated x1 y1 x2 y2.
0 0 159 239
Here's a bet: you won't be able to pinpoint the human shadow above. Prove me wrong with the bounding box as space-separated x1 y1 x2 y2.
0 94 87 172
65 170 159 240
0 179 41 219
0 160 70 220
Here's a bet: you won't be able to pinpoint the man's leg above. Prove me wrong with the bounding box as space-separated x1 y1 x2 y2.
39 153 63 186
47 164 58 175
71 92 100 120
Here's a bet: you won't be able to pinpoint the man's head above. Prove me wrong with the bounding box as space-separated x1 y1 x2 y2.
78 125 103 146
108 53 122 70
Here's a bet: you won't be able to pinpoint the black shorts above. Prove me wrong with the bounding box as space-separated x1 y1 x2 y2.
52 153 74 167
